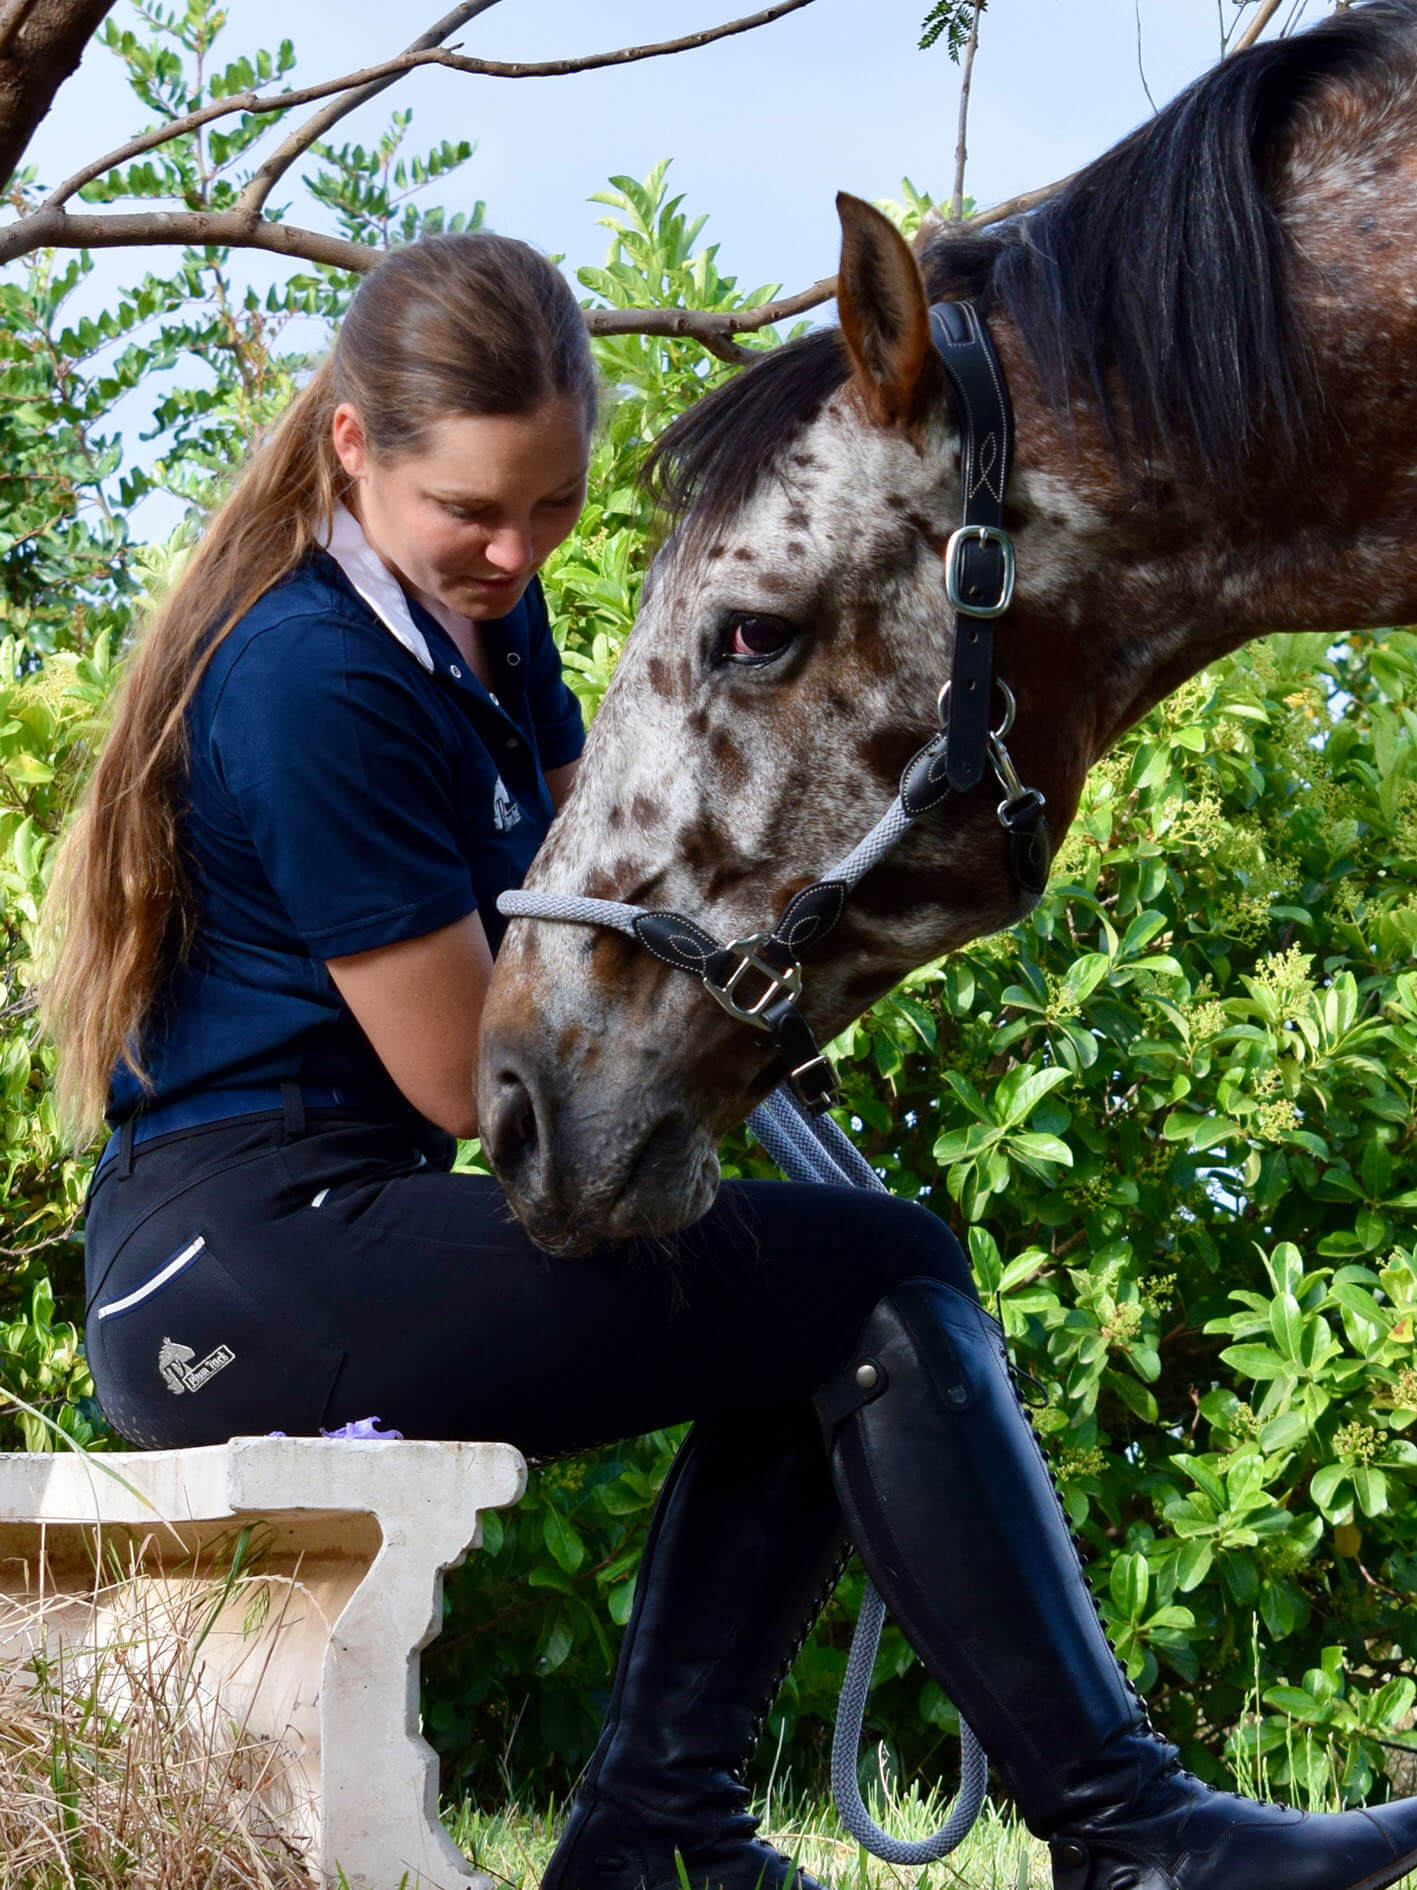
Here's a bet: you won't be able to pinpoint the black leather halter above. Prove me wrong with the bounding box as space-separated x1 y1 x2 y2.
501 300 1051 1112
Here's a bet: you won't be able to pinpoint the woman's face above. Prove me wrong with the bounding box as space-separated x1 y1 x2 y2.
333 394 592 620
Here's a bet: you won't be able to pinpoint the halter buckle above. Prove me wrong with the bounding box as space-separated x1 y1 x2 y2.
789 1053 838 1113
944 524 1016 619
702 933 803 1030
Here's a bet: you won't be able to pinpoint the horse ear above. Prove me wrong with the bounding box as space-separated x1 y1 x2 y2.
836 192 932 428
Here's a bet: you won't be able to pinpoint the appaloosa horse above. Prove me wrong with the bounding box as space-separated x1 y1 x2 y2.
478 0 1417 1254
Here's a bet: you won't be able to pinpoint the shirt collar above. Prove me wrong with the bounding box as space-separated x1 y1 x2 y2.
319 500 436 674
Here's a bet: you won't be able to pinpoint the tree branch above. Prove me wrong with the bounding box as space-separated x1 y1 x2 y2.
0 0 1292 375
585 274 839 342
236 0 816 219
0 204 378 271
237 0 506 219
950 0 981 223
45 0 818 213
1230 0 1286 52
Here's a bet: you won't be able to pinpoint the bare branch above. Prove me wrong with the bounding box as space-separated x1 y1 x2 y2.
237 0 505 219
236 0 816 219
587 274 839 344
43 44 464 210
950 1 981 223
0 204 377 272
968 171 1077 230
1231 0 1286 51
45 0 818 213
0 0 1293 376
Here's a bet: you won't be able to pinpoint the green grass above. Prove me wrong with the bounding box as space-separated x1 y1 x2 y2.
447 1786 1051 1890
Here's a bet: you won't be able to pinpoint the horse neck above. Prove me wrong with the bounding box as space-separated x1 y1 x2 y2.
998 321 1417 777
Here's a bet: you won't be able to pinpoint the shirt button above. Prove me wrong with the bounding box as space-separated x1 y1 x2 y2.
505 652 521 667
505 737 519 750
450 664 462 679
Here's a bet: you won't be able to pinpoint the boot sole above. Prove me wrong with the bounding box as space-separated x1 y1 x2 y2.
1352 1847 1417 1890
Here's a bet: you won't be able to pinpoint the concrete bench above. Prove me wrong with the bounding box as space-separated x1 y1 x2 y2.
0 1435 527 1889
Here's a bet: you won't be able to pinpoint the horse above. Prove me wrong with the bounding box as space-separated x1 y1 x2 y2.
476 0 1417 1255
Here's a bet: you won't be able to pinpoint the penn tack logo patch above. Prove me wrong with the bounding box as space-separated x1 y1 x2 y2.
492 775 521 832
159 1335 235 1396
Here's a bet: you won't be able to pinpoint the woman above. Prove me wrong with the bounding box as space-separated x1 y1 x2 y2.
41 232 1417 1890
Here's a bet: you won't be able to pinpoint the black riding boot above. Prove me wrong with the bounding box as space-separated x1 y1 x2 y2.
541 1402 848 1890
815 1275 1417 1890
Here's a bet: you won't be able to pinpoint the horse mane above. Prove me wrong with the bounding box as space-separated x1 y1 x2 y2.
646 0 1416 526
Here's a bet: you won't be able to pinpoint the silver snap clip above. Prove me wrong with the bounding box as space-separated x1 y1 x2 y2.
854 1362 879 1390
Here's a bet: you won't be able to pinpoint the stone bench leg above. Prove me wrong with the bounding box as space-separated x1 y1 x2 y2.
0 1436 527 1889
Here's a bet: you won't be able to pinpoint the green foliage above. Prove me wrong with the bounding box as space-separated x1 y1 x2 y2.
0 233 136 665
426 1434 684 1797
4 0 1416 1818
545 159 801 720
795 631 1417 1804
919 0 986 58
873 176 963 240
0 631 116 1447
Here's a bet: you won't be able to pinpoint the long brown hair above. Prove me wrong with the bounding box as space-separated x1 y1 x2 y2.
38 233 597 1149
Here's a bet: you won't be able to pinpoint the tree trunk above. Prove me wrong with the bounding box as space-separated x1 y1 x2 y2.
0 0 119 188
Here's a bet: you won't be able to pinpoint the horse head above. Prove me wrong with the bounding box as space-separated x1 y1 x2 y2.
479 1 1417 1253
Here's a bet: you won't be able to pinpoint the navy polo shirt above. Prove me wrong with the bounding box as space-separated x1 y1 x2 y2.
106 550 584 1126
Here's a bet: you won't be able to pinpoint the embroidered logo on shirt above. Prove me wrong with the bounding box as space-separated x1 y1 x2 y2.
159 1335 235 1396
492 776 522 833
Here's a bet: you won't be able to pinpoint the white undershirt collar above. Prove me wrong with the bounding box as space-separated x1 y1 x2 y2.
319 500 436 674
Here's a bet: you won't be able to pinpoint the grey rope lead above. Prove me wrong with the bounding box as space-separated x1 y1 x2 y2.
748 1089 850 1189
498 890 644 934
746 1085 989 1863
831 1584 990 1864
501 796 988 1859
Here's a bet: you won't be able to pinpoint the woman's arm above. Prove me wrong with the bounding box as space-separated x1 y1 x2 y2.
326 910 493 1140
546 758 579 810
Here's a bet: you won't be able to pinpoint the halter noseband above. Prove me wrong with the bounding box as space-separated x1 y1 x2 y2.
499 300 1051 1113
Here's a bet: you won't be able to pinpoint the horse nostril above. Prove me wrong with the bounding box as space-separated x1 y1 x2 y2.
484 1068 541 1186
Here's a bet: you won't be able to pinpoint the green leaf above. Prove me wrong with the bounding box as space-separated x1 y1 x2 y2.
541 1509 586 1574
993 1064 1071 1128
1176 1539 1214 1591
1220 1344 1293 1383
1009 1131 1075 1168
1109 1552 1150 1621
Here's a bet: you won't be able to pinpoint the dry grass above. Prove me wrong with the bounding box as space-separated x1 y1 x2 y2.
0 1537 319 1890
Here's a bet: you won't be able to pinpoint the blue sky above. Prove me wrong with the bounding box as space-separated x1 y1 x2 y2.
25 1 1335 311
17 1 1334 537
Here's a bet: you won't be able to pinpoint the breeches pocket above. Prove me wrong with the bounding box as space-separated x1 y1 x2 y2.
87 1227 342 1449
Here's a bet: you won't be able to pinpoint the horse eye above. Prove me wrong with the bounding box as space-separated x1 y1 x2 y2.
725 614 796 663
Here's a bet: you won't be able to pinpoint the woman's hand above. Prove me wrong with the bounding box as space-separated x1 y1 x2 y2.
326 910 493 1139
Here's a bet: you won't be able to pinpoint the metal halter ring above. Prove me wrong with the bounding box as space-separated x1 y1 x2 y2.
702 934 804 1030
937 676 1018 740
944 523 1017 618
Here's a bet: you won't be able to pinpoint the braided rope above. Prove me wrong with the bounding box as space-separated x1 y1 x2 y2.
746 1088 989 1863
498 889 644 934
498 778 987 1860
829 797 921 892
830 1585 990 1863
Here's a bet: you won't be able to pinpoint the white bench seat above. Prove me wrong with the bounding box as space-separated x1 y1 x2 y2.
0 1435 526 1889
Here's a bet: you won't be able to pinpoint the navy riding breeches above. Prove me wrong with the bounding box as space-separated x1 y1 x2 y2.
83 1097 976 1456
